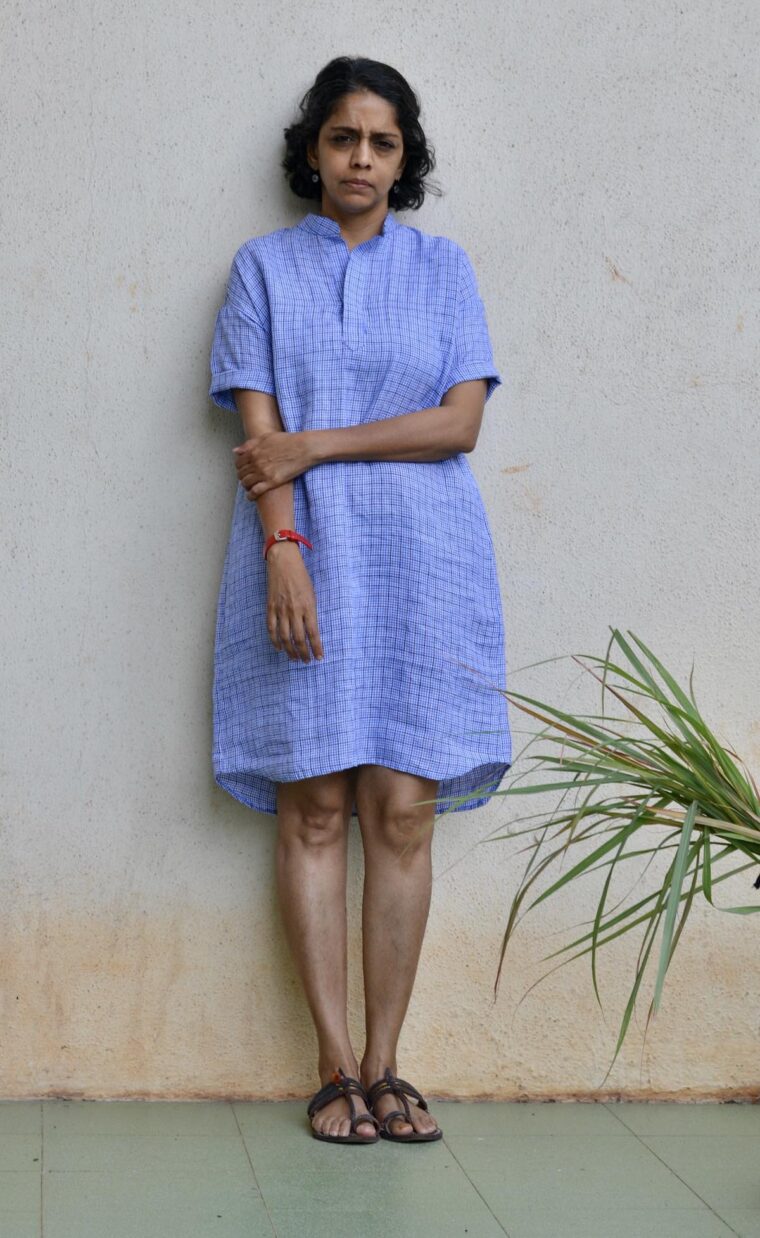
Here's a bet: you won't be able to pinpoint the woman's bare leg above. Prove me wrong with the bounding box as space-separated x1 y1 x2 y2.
354 764 441 1136
276 767 375 1139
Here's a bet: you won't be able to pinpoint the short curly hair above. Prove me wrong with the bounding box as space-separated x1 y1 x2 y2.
282 56 440 213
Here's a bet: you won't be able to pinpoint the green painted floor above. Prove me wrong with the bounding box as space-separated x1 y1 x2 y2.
2 1098 760 1236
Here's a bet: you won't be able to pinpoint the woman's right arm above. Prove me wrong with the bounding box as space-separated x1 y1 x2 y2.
232 387 296 545
231 389 323 664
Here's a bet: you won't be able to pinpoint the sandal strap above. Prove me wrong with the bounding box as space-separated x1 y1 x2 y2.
307 1079 343 1118
307 1067 377 1133
387 1073 429 1110
366 1067 429 1116
367 1078 412 1125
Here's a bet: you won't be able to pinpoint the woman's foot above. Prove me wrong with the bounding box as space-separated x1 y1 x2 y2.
309 1065 377 1140
360 1060 441 1137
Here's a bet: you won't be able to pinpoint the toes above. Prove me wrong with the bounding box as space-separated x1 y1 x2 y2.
313 1107 376 1139
356 1110 374 1130
405 1110 438 1136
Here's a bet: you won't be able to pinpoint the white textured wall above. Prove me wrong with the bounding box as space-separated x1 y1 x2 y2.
2 0 759 1100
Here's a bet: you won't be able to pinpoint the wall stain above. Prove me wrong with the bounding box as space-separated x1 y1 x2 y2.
3 898 760 1102
605 257 632 284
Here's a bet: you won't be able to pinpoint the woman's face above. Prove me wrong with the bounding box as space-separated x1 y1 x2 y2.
307 90 406 218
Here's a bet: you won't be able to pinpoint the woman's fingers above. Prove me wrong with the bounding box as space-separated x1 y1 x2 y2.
269 610 323 662
265 562 323 662
304 613 324 661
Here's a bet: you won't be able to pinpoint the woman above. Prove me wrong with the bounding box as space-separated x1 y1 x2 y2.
209 56 512 1145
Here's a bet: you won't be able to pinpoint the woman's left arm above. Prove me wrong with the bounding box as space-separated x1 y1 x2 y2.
235 380 486 497
305 379 486 465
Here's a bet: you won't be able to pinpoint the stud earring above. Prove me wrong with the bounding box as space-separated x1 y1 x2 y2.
311 171 319 182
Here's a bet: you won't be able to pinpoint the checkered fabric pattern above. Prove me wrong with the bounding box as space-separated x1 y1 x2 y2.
208 209 512 815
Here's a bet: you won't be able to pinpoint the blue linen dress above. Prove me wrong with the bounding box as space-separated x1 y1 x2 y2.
208 208 512 816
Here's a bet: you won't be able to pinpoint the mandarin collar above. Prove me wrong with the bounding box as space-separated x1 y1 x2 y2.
297 210 398 241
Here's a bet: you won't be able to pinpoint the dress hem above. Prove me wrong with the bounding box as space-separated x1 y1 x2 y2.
213 752 512 818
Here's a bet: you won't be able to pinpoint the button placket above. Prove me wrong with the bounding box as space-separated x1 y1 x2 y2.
342 252 362 352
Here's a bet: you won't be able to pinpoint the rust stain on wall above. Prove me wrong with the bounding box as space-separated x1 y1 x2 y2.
2 893 760 1102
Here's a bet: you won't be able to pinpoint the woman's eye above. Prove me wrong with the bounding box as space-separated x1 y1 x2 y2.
331 136 396 149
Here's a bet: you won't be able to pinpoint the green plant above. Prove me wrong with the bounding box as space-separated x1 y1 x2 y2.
446 629 760 1081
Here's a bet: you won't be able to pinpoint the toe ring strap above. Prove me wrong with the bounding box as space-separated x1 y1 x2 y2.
351 1108 380 1134
378 1107 410 1135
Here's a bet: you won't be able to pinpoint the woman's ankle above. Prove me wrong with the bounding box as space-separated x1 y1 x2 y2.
317 1053 361 1083
360 1052 398 1083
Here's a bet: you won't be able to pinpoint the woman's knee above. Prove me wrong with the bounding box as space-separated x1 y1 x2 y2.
355 766 437 856
276 768 356 848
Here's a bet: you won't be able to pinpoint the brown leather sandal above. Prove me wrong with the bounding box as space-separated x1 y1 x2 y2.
366 1066 443 1142
306 1067 380 1144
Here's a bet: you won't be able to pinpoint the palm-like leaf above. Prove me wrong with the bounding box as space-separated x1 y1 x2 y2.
432 628 760 1080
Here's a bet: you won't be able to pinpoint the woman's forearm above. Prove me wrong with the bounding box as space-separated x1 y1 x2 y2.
233 388 296 539
304 404 473 465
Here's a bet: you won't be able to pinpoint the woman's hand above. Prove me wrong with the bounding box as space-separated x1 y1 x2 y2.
233 431 314 499
265 543 324 662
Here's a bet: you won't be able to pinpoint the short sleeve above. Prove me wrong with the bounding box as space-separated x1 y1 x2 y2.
441 248 503 403
208 243 276 412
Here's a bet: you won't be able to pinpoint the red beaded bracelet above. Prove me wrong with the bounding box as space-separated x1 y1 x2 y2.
263 528 314 561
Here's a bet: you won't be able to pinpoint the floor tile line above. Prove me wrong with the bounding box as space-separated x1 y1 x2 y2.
441 1134 512 1237
230 1102 280 1238
600 1103 742 1237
